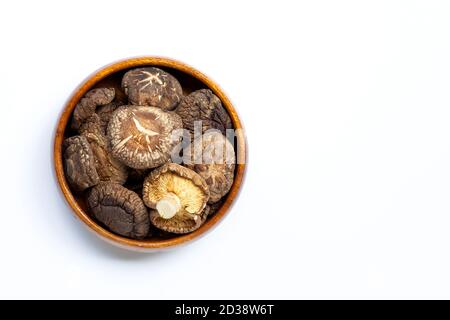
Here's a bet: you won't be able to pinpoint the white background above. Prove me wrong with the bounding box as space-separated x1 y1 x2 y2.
1 0 450 299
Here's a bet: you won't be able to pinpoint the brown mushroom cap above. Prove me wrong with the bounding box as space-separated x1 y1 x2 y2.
175 89 232 137
63 135 99 192
122 67 182 111
79 114 128 185
184 131 235 203
71 88 115 130
107 106 183 169
143 163 210 234
87 182 149 239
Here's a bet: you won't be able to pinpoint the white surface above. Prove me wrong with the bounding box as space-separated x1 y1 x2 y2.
1 0 450 299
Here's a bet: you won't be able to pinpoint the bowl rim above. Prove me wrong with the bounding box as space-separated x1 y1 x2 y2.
53 56 247 252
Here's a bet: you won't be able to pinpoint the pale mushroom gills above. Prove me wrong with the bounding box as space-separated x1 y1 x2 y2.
143 163 210 233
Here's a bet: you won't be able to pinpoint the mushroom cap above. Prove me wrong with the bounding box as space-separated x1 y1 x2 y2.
122 67 182 111
87 182 150 239
63 135 99 192
184 131 236 203
79 114 128 185
107 106 183 169
143 163 210 234
71 88 115 130
149 201 214 235
175 89 232 137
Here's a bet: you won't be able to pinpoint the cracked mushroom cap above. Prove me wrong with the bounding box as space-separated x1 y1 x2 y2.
122 67 182 111
204 200 224 218
63 135 99 192
175 89 232 137
87 182 149 239
184 131 236 203
107 106 183 169
71 88 115 130
142 163 210 234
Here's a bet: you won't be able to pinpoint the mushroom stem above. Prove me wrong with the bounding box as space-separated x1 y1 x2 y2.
156 193 181 219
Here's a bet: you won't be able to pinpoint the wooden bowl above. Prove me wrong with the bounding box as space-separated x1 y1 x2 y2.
53 57 247 252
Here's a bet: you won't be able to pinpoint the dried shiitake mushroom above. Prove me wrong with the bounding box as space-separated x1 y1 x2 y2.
175 89 232 137
199 204 216 221
79 114 128 185
71 88 115 129
63 135 99 192
128 168 150 182
108 106 183 169
87 182 149 239
142 163 209 234
185 131 235 203
122 67 182 111
96 101 123 134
